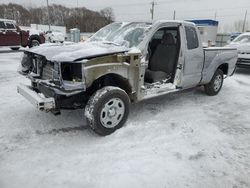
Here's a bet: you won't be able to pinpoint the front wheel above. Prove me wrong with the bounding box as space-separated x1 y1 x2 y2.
85 86 130 136
204 69 224 96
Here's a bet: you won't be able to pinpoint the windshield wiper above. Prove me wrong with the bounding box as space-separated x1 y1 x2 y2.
101 40 121 46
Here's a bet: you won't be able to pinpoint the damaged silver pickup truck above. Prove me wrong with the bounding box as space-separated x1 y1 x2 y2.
17 20 238 135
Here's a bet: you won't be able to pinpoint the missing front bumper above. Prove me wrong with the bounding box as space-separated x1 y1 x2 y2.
17 84 56 111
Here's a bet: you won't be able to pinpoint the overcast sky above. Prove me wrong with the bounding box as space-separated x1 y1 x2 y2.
2 0 250 30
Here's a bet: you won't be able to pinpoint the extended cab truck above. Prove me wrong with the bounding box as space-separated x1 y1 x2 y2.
0 19 45 50
17 20 238 135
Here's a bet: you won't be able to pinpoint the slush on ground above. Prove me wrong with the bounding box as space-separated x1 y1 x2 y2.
0 49 250 188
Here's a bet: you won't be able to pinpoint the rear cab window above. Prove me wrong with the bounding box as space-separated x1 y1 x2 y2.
185 26 199 49
5 22 16 30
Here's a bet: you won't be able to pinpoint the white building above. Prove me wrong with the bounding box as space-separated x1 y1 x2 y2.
188 19 219 47
30 24 66 36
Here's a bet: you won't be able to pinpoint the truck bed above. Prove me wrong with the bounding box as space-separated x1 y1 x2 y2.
201 47 238 84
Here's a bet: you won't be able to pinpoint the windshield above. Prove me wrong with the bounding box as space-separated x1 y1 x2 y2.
233 34 250 43
90 22 152 48
90 22 125 42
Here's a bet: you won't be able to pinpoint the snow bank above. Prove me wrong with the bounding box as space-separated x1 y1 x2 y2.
0 52 250 188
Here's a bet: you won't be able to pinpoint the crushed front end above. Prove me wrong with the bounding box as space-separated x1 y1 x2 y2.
17 52 87 114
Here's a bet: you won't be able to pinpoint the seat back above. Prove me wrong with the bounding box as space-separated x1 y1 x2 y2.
150 33 177 75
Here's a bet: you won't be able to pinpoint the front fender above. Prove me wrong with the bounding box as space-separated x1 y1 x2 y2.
84 62 131 88
82 52 142 100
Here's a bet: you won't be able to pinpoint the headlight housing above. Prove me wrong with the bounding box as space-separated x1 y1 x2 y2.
61 63 83 82
60 62 86 91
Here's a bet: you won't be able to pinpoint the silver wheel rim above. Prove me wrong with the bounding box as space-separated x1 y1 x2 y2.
100 98 125 128
214 74 222 92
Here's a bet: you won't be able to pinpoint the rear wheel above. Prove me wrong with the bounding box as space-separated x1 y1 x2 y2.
204 69 224 96
29 39 40 48
85 86 130 136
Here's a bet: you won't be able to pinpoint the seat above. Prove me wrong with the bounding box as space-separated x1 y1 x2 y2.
145 33 177 83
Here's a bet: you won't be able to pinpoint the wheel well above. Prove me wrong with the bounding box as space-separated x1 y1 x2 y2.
218 63 228 75
29 35 41 44
87 74 132 96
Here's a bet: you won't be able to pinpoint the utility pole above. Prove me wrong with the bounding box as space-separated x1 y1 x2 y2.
242 10 248 32
173 10 176 20
46 0 51 31
150 1 156 21
214 11 217 20
75 0 79 28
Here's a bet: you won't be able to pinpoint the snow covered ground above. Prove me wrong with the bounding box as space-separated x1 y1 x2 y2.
0 50 250 188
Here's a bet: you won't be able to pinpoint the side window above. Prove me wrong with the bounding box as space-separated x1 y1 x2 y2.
0 21 6 30
150 28 178 43
185 26 199 49
152 30 164 39
5 22 15 30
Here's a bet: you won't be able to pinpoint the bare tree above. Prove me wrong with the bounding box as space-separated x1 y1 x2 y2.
100 7 114 25
0 3 115 32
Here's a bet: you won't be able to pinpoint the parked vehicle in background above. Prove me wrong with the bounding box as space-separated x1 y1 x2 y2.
45 30 65 43
230 32 242 41
227 32 250 68
17 20 237 136
0 19 45 50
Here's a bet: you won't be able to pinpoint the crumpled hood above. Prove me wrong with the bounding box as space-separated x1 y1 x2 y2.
27 42 129 62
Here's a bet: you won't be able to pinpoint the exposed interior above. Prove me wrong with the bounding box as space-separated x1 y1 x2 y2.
144 27 180 84
61 63 82 81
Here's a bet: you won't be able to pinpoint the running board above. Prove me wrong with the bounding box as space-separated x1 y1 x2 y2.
141 83 179 100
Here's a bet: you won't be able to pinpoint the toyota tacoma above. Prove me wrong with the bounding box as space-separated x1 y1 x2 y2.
17 21 238 135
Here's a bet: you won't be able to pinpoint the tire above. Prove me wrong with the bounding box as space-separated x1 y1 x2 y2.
10 47 20 50
29 39 40 48
204 69 224 96
85 86 130 136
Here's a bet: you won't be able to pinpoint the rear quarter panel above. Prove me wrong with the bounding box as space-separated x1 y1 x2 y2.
201 47 237 84
39 34 45 44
